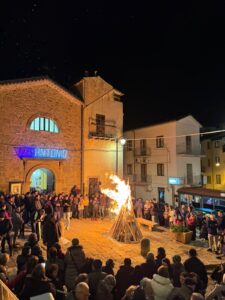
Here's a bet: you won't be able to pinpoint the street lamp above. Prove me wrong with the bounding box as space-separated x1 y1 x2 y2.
116 137 126 175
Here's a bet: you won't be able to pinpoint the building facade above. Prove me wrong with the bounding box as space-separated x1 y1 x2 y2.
201 130 225 190
124 115 202 204
0 75 124 195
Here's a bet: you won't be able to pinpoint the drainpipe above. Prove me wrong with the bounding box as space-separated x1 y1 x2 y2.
81 105 84 193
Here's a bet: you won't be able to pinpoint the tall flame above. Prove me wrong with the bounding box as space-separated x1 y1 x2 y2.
101 175 132 214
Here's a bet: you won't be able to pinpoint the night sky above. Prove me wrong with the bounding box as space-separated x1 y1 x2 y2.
1 1 225 130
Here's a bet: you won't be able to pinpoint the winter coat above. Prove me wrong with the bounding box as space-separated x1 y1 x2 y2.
141 261 157 279
0 218 13 236
206 283 225 300
88 271 107 300
12 211 24 231
64 245 86 291
115 265 134 300
149 274 173 300
19 276 55 300
42 215 59 248
168 285 193 300
184 256 208 289
96 279 114 300
207 219 218 235
170 262 185 287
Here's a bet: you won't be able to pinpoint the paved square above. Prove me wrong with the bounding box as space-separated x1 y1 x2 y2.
62 218 221 271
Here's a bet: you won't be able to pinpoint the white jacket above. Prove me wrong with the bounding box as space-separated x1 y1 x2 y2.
149 274 173 300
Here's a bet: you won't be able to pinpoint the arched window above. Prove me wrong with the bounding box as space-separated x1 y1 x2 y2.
30 117 59 133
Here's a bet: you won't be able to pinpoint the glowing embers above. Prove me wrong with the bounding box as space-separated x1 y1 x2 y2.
102 175 142 243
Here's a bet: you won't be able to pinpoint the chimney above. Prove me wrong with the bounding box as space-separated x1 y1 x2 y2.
84 70 89 77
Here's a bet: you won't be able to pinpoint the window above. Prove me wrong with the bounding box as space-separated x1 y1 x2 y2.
207 176 211 184
215 156 220 164
216 174 221 184
156 136 164 148
127 164 133 175
186 164 193 185
208 159 211 167
157 164 164 176
141 164 147 182
186 136 192 153
207 141 211 150
126 140 133 151
113 93 121 102
215 140 220 148
96 114 105 135
30 117 59 133
140 139 147 155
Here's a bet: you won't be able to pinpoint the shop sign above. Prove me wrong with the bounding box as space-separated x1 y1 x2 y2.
168 177 183 185
15 147 68 159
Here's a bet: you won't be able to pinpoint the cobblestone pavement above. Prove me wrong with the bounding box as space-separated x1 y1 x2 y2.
62 218 224 272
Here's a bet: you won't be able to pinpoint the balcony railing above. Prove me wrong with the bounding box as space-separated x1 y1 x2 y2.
131 174 152 183
134 148 151 156
183 175 202 186
88 118 117 140
177 148 202 156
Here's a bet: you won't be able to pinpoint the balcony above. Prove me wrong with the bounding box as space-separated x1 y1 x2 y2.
134 147 151 156
131 174 152 184
88 118 117 140
177 149 203 157
183 175 203 186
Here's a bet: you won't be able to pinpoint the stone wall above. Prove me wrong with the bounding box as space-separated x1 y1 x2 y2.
0 80 82 193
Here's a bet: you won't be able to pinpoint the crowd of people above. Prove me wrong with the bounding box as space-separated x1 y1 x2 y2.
0 188 225 299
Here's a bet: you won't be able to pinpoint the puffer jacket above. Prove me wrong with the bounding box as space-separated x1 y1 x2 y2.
150 274 173 300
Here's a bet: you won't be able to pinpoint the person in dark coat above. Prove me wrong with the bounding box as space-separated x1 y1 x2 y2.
115 258 134 300
42 211 59 253
140 252 157 279
184 248 208 291
16 245 31 273
65 238 86 291
12 206 24 247
88 259 107 300
171 255 185 287
0 211 13 256
19 263 55 300
131 265 144 285
155 247 166 270
102 259 115 275
96 274 116 300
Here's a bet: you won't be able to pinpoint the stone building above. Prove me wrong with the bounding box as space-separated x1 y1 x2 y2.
0 74 124 195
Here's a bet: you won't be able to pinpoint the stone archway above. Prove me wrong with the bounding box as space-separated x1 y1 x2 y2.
24 163 60 193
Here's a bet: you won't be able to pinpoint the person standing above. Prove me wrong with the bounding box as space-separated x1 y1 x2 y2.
63 195 71 230
0 211 13 256
186 212 197 241
78 195 84 219
207 214 219 253
83 194 89 218
135 198 143 218
42 210 59 254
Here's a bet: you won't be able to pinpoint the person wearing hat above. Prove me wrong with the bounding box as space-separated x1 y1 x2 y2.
65 238 86 291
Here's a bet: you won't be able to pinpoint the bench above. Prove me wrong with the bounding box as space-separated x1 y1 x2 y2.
136 217 159 231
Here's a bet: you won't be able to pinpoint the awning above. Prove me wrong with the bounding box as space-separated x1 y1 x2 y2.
177 187 225 199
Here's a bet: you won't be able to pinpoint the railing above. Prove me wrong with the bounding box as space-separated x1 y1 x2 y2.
132 174 152 183
0 279 18 300
134 148 151 156
176 148 202 156
183 175 203 186
88 118 117 139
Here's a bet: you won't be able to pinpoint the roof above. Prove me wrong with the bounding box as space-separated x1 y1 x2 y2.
0 76 83 105
177 187 225 199
124 114 201 133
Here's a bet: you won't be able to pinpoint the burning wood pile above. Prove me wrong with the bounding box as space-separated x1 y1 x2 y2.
102 175 143 243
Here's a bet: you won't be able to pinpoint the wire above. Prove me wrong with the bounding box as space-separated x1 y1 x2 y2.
125 129 225 141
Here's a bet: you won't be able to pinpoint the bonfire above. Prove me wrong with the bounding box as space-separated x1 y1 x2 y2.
102 175 143 243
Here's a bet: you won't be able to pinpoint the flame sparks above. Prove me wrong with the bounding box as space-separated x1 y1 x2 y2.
101 175 132 214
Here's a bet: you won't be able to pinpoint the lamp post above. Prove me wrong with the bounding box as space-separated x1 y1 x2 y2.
116 137 126 175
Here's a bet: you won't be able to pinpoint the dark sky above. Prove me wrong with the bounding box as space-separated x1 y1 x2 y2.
1 1 225 130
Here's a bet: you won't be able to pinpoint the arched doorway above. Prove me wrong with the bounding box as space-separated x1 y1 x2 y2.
30 168 55 192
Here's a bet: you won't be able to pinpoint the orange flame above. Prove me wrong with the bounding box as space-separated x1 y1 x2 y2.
101 175 132 214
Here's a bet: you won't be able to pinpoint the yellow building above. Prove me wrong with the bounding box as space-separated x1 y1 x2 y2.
201 135 225 190
75 75 124 195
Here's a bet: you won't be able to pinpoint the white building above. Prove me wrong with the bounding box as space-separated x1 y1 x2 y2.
124 115 202 205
